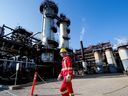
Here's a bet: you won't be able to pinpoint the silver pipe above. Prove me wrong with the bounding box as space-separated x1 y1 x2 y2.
0 58 35 64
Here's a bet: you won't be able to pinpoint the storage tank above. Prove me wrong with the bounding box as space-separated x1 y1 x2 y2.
94 50 103 73
105 48 117 73
118 45 128 72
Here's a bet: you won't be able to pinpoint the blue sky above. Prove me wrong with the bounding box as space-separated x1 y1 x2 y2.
0 0 128 49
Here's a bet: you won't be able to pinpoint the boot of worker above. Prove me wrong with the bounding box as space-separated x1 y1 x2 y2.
67 82 74 96
60 90 69 96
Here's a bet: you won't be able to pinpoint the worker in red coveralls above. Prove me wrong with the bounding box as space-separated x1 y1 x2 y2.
57 48 74 96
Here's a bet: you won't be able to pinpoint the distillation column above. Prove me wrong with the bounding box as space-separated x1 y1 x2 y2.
105 48 117 73
57 14 70 48
118 46 128 72
40 0 58 48
39 0 58 62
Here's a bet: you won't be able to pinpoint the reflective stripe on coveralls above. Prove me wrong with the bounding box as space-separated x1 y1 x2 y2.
63 58 72 71
63 59 67 69
61 67 73 71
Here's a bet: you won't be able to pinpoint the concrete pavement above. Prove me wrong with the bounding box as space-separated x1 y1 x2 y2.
0 73 128 96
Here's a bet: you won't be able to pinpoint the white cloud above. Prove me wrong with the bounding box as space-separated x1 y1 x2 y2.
82 18 85 22
80 17 87 41
113 37 128 49
80 27 85 41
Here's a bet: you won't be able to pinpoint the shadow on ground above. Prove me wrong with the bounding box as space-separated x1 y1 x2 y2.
0 85 9 92
74 73 126 79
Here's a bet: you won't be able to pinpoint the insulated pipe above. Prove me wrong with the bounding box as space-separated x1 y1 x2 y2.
0 58 35 64
118 46 128 71
22 56 28 68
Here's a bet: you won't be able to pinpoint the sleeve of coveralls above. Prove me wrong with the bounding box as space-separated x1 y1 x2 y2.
66 57 72 75
66 57 72 70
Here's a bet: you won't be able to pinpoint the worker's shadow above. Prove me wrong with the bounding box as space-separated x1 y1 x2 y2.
34 93 81 96
34 95 61 96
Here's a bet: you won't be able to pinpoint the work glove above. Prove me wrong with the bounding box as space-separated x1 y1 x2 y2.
66 74 71 82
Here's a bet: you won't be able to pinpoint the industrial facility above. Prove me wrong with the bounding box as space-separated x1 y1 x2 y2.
0 0 128 86
74 41 128 75
0 0 73 84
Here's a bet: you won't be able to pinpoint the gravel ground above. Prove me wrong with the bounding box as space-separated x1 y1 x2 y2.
0 73 128 96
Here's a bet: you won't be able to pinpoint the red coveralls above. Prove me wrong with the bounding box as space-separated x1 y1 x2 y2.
59 55 74 96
